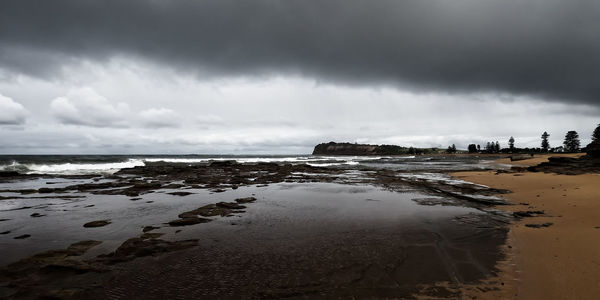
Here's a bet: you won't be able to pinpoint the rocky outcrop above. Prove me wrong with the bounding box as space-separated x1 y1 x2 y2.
312 142 408 155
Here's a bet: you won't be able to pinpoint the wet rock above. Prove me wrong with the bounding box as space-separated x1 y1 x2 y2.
98 237 198 264
37 187 56 193
1 240 104 292
84 204 95 207
179 204 232 218
83 220 111 228
140 232 164 240
1 230 11 234
216 202 246 209
14 234 31 239
168 217 211 227
0 171 21 177
142 226 159 232
525 222 553 228
168 191 194 196
513 210 545 218
528 155 600 175
130 198 142 201
413 197 457 206
30 213 45 217
235 197 257 203
163 183 186 189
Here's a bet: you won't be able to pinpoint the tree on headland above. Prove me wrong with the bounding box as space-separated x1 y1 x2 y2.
508 136 515 151
446 144 457 154
495 141 500 153
541 132 550 152
468 144 477 153
563 131 580 152
593 123 600 142
477 144 481 152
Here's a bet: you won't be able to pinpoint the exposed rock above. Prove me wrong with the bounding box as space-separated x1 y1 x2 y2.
0 171 21 177
168 191 194 196
525 222 553 228
83 220 111 228
142 226 160 232
179 204 232 218
14 234 30 239
98 237 198 264
30 212 45 217
168 217 211 227
235 196 257 203
37 187 56 193
140 232 164 240
216 202 246 209
513 210 545 218
528 156 600 175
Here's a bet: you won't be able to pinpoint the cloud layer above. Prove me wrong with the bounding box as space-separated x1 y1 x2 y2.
1 0 599 105
0 93 27 125
50 88 130 127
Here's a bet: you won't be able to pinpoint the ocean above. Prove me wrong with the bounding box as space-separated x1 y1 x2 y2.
0 154 508 175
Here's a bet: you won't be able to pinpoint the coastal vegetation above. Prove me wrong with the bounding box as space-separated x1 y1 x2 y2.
314 125 597 156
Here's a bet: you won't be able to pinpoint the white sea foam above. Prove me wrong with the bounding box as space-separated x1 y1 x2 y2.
0 155 410 175
0 159 145 175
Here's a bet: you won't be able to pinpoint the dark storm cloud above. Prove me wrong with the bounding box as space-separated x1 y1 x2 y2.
1 0 599 105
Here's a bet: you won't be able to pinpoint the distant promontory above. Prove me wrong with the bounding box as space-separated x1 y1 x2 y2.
312 142 439 156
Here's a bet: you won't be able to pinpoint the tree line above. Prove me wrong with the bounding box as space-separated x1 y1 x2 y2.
462 123 600 154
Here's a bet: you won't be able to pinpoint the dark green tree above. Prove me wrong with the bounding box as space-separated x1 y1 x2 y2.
508 136 515 151
563 131 580 152
593 123 600 142
468 144 477 153
446 144 457 154
495 141 500 153
541 132 550 152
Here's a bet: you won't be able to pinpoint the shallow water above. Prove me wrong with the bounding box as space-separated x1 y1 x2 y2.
1 180 483 266
0 157 512 298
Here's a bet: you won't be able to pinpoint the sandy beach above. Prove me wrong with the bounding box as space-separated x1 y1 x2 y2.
453 154 600 299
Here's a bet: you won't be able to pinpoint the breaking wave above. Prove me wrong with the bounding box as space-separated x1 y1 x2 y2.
0 159 146 175
0 155 413 175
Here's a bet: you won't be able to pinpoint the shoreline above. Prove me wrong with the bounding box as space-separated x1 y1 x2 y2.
451 153 600 299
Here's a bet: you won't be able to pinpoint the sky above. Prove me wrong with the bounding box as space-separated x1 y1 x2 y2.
0 0 599 154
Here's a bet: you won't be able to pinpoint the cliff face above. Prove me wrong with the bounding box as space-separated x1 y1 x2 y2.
312 142 407 156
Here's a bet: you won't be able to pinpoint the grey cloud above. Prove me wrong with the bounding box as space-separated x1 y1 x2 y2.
138 108 181 128
1 0 599 105
50 88 130 127
0 93 27 125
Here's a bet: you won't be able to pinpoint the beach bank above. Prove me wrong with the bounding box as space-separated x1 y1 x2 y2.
452 154 600 299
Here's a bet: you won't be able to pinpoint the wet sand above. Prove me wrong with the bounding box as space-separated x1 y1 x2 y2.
453 154 600 299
